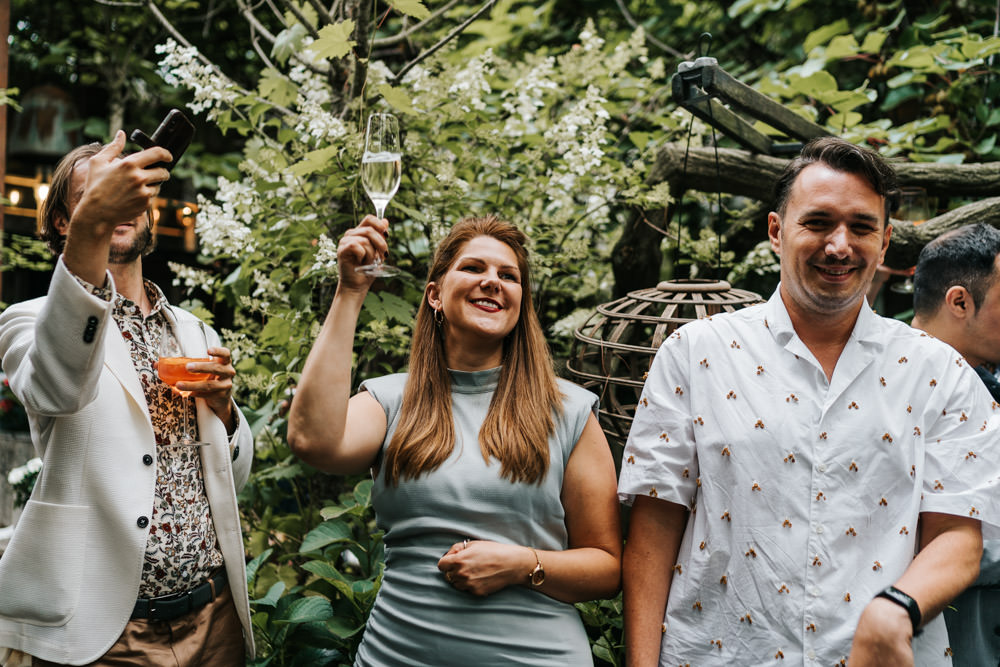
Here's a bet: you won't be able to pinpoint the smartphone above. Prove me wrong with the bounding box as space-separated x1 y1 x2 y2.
129 109 195 172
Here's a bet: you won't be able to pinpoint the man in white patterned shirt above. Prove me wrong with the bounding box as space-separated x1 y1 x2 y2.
0 132 254 665
619 137 999 667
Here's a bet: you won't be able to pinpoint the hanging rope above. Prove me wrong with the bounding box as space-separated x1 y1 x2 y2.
664 32 726 279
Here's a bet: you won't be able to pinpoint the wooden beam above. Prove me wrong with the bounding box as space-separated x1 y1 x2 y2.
0 0 10 301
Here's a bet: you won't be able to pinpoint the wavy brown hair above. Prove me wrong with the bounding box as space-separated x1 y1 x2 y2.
382 215 563 486
38 142 103 255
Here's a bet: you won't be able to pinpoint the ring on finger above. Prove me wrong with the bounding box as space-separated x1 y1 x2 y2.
462 539 469 550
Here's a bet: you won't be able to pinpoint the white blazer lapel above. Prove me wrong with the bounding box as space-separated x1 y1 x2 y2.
102 318 151 421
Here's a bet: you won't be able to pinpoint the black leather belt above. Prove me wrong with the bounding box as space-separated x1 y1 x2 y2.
131 569 228 622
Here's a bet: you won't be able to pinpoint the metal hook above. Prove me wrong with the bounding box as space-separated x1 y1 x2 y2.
698 32 713 58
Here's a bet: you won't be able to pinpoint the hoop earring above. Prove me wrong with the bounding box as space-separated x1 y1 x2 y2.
434 308 444 327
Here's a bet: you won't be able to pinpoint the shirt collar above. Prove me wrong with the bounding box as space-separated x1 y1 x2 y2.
111 279 170 321
763 283 885 351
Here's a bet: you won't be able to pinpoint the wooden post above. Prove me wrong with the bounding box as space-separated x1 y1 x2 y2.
0 0 10 300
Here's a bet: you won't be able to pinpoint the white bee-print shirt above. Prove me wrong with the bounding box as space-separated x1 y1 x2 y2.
619 288 1000 667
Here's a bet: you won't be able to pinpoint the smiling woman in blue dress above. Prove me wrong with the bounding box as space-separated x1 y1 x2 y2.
288 213 622 666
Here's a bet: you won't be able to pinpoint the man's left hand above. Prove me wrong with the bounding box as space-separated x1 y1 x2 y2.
175 346 237 433
848 596 914 666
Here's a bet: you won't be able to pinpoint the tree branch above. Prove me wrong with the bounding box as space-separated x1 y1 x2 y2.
303 0 335 26
349 0 372 103
373 0 462 47
390 0 497 85
274 0 321 40
612 0 685 60
236 0 333 78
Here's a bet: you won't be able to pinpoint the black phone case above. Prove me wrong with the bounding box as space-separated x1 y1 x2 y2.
130 109 195 171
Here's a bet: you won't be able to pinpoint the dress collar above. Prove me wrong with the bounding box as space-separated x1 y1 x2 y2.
448 366 501 394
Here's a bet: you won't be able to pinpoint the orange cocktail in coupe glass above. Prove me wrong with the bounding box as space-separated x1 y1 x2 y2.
157 319 211 447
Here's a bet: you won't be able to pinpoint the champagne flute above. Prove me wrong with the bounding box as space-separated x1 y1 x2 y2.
157 319 211 447
357 112 403 277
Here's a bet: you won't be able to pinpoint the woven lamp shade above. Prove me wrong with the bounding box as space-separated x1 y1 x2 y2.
565 279 763 454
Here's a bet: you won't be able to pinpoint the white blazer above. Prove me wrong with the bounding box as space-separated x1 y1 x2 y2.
0 259 255 664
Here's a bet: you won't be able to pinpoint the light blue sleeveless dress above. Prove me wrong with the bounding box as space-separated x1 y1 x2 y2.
354 367 598 666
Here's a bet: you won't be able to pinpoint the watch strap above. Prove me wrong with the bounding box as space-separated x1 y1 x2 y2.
528 548 544 586
875 585 922 635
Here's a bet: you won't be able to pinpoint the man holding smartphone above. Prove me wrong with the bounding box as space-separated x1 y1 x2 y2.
0 130 254 665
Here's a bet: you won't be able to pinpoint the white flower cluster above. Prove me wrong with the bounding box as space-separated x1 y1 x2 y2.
501 56 559 137
168 262 217 295
220 329 256 367
544 84 611 177
251 269 289 311
7 457 41 486
289 64 348 144
447 48 496 113
195 177 258 258
310 233 339 274
606 26 649 73
155 40 238 118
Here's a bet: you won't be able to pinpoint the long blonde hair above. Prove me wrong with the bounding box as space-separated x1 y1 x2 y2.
382 215 562 485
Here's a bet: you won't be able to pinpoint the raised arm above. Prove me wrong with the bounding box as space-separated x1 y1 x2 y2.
623 495 688 667
849 512 982 666
287 215 392 474
437 413 622 603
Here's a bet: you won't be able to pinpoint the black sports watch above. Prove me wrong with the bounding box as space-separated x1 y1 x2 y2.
875 585 922 636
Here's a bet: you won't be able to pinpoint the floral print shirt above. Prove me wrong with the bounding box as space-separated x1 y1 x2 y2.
618 288 1000 666
85 277 224 597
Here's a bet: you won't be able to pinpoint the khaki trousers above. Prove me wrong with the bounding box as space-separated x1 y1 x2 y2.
31 585 245 667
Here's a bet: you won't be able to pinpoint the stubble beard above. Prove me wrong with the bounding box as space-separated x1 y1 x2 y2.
108 223 156 265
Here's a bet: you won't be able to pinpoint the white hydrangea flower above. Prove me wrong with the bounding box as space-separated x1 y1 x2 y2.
289 64 348 144
310 233 339 274
155 40 239 119
25 458 41 473
501 56 559 136
251 269 289 311
168 262 217 294
544 85 611 176
196 177 259 258
447 48 496 113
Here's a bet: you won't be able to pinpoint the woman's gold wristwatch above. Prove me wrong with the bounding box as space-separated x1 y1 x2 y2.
529 548 545 586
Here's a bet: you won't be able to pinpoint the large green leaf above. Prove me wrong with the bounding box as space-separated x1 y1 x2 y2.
274 596 334 625
803 19 850 53
311 21 357 61
386 0 431 20
301 519 355 553
260 68 298 107
376 84 416 115
289 146 340 178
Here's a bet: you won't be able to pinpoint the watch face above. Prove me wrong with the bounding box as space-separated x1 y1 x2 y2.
531 565 545 586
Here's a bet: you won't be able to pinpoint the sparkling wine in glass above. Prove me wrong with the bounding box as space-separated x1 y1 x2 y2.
357 112 403 277
157 319 211 447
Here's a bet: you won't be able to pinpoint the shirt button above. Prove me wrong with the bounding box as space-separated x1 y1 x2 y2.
810 586 821 597
817 463 827 473
807 649 817 660
142 454 153 466
815 524 825 534
137 516 149 528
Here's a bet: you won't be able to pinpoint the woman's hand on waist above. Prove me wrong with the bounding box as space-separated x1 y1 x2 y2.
437 539 535 597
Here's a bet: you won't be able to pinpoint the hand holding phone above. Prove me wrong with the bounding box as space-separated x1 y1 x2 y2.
130 109 195 172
